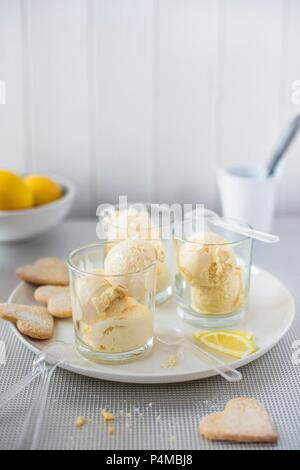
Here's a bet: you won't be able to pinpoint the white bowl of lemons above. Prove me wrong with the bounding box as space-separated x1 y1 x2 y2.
0 170 76 244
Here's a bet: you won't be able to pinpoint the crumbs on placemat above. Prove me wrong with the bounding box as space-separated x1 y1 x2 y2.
74 416 86 428
101 409 116 421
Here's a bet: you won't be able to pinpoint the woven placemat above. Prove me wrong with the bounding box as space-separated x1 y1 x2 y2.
1 315 300 450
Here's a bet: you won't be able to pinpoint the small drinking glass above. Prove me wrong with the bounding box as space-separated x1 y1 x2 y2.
173 216 252 328
68 242 156 364
97 202 174 304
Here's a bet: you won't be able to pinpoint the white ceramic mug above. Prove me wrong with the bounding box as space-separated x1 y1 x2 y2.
217 165 282 232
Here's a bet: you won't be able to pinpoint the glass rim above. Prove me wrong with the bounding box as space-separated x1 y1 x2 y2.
97 201 175 230
173 216 252 246
67 242 157 277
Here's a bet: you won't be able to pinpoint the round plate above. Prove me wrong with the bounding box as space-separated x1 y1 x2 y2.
8 266 295 384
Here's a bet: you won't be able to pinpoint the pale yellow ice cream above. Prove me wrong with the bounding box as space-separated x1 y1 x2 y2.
82 296 153 352
104 210 170 294
104 239 157 274
190 265 244 315
178 232 234 287
105 209 160 241
74 271 153 353
104 239 158 298
177 231 244 315
74 269 124 325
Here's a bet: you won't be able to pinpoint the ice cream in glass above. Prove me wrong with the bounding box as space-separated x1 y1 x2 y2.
97 203 173 304
174 216 252 327
68 240 156 363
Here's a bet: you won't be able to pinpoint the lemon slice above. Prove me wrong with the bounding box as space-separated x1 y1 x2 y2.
193 330 257 359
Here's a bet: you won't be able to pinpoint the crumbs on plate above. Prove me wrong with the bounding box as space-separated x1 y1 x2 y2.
160 355 177 369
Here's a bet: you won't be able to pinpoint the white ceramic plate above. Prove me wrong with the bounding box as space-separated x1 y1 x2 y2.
8 266 294 384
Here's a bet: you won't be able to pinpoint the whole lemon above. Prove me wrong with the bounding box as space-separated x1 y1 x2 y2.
24 175 63 206
0 170 34 210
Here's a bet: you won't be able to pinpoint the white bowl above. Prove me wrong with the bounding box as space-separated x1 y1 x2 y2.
0 175 76 244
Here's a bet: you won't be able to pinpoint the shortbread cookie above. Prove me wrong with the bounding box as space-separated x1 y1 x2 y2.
199 397 278 443
0 303 54 340
48 290 72 318
34 285 72 318
16 257 69 286
34 285 66 305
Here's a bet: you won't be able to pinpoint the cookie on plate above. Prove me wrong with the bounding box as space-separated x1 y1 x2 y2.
199 397 278 443
34 285 72 318
34 285 66 304
16 257 69 286
0 303 54 340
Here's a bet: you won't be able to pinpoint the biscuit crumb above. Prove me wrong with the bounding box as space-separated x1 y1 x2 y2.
170 435 176 443
107 423 115 434
101 409 116 421
160 355 177 368
75 416 86 428
156 415 161 421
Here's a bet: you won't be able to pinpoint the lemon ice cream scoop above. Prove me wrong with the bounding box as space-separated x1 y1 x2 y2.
104 209 160 241
104 239 157 298
82 296 153 353
179 231 234 287
75 270 124 324
191 265 244 315
104 239 157 274
103 211 170 296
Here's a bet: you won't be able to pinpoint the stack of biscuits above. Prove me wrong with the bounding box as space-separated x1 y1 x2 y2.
0 257 72 340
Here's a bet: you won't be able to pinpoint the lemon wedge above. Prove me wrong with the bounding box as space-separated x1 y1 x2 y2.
193 330 257 359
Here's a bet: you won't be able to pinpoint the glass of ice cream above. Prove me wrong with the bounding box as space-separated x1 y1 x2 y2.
97 202 174 304
173 215 252 327
68 240 156 363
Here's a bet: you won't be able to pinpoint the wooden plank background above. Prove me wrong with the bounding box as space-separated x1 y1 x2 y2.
0 0 299 216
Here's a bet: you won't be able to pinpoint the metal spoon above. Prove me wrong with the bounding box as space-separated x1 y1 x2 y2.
266 114 300 177
156 326 242 382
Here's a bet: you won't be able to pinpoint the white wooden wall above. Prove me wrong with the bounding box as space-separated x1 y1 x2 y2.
0 0 300 216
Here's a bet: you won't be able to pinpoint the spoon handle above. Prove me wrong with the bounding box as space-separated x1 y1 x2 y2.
186 341 242 382
267 115 300 177
17 363 57 449
0 368 41 409
211 218 280 243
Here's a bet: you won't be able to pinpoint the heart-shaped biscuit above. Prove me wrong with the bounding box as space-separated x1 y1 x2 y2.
16 257 69 286
199 397 278 443
34 285 72 318
34 285 67 304
48 291 72 318
0 303 54 340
